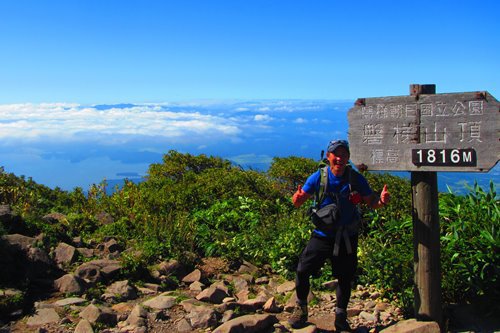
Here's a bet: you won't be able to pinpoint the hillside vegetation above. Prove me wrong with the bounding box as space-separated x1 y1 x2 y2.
0 151 498 315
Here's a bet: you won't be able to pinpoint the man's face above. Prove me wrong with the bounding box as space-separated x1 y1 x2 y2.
327 146 349 174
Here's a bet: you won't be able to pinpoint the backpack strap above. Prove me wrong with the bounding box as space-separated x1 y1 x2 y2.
344 164 360 193
315 166 331 208
319 166 328 204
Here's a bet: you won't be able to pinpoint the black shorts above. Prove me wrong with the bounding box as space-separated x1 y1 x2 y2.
296 233 358 280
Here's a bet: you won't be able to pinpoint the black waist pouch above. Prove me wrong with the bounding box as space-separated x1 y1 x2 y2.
309 203 340 232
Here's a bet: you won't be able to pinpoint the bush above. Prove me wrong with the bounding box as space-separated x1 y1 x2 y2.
358 215 414 314
358 179 499 315
440 181 499 306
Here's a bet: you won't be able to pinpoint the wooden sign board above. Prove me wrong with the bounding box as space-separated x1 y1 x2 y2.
347 91 499 172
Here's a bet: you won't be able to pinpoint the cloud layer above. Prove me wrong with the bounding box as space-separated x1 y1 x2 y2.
0 103 240 142
0 100 350 189
0 100 346 145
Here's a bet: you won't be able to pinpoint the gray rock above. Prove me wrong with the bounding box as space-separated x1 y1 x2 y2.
0 205 27 235
221 310 236 323
255 276 269 285
186 305 218 329
26 308 60 326
102 280 138 303
54 297 86 307
180 298 208 312
240 294 268 312
284 291 315 312
189 281 205 291
54 274 86 295
359 310 376 322
230 275 249 293
212 313 278 333
126 304 148 327
1 234 36 251
235 289 250 302
321 279 339 291
196 284 230 304
79 304 117 326
294 325 317 333
380 319 440 333
1 234 55 283
237 260 259 275
77 248 94 258
75 263 103 283
156 259 188 279
176 318 193 332
101 238 122 254
263 297 281 313
143 283 161 293
276 280 295 294
142 295 176 310
75 259 121 283
54 242 77 266
74 319 94 333
182 269 202 284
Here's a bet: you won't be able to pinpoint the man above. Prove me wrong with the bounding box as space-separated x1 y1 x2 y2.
290 139 390 331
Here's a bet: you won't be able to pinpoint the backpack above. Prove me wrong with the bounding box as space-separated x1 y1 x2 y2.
310 160 363 255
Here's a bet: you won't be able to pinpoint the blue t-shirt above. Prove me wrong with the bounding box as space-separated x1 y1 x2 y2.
302 167 373 236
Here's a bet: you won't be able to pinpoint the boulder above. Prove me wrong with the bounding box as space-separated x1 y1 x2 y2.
186 305 218 329
79 304 117 326
75 259 121 283
212 313 278 333
54 274 86 295
380 319 440 333
182 269 202 284
102 280 138 303
196 284 230 304
0 205 27 235
74 319 94 333
142 295 176 310
54 242 78 266
26 308 60 326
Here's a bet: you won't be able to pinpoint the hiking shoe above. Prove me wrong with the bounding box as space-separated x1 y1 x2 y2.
334 311 352 332
288 304 308 328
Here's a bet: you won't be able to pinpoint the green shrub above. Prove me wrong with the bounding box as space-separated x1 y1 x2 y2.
358 215 414 314
266 209 311 279
358 179 499 315
440 181 499 305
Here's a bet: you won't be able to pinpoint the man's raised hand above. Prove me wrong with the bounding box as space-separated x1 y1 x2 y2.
292 185 309 207
380 184 390 205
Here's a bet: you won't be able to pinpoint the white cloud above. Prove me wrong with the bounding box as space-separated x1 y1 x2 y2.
0 103 241 143
228 153 273 166
254 114 273 122
294 117 307 124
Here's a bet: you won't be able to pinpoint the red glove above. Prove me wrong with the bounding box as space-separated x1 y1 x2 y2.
349 191 362 204
380 184 390 205
292 185 309 207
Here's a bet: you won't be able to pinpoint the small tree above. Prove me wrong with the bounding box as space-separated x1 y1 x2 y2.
267 156 317 194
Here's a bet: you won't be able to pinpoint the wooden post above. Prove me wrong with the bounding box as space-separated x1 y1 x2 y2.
410 84 443 328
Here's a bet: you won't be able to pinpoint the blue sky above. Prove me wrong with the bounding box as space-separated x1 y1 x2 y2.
0 1 498 191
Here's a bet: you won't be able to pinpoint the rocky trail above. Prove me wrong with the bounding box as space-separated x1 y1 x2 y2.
0 206 496 333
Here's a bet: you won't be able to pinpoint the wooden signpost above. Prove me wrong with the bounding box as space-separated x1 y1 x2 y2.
347 84 499 328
